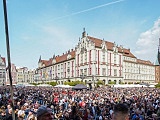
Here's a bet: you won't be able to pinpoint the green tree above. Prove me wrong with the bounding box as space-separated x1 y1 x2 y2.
155 82 160 88
46 81 57 86
96 80 104 87
64 80 85 86
108 81 116 85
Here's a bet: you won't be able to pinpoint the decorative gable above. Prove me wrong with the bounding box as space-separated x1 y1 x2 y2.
0 57 5 65
52 59 56 64
101 39 107 52
67 54 71 60
113 42 118 53
38 62 42 68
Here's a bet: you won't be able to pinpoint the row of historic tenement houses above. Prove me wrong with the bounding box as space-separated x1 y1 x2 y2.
0 56 35 86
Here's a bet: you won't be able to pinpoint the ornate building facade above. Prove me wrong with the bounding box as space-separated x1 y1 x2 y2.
0 55 6 86
36 30 155 85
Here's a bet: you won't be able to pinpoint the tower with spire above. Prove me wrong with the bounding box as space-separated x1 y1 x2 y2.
155 38 160 83
158 38 160 65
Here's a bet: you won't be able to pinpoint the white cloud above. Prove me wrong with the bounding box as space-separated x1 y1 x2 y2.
36 25 77 58
41 26 74 46
135 18 160 62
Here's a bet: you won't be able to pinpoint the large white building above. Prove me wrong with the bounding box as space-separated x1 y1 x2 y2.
36 30 155 86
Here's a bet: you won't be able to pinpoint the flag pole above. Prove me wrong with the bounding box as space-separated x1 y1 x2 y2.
3 0 15 119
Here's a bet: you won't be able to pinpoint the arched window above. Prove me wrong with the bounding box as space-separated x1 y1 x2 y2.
103 79 105 84
108 80 111 84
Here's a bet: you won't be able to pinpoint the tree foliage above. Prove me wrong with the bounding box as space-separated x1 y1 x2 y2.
108 81 116 84
97 80 104 85
155 82 160 88
64 80 85 86
46 81 57 86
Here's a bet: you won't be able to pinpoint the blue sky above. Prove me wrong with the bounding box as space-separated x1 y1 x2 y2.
0 0 160 69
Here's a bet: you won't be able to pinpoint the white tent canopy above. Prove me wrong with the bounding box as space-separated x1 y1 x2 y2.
54 84 72 88
24 84 35 87
37 84 52 87
113 84 148 88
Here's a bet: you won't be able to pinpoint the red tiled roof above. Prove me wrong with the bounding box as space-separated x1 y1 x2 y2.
40 50 75 67
88 36 136 58
2 57 6 64
123 49 136 58
39 36 138 67
87 36 102 48
55 50 75 63
137 59 154 66
41 60 49 66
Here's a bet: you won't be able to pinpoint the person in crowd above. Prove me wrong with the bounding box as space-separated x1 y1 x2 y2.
6 108 13 120
0 109 6 120
26 110 37 120
17 106 25 120
112 103 129 120
0 85 160 120
131 109 144 120
69 104 82 120
36 105 54 120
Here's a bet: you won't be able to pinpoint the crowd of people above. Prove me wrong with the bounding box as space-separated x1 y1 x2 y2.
0 85 160 120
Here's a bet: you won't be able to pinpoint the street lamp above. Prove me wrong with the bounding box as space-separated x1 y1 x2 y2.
80 73 85 82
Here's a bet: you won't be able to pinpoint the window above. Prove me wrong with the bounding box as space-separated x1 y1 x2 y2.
102 68 106 76
61 64 63 70
84 68 87 76
61 72 63 78
58 65 60 70
114 69 117 76
114 54 116 64
102 51 105 62
85 51 87 63
80 69 83 75
108 53 110 62
81 54 83 64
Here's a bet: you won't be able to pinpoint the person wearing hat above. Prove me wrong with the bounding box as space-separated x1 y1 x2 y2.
36 106 54 120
